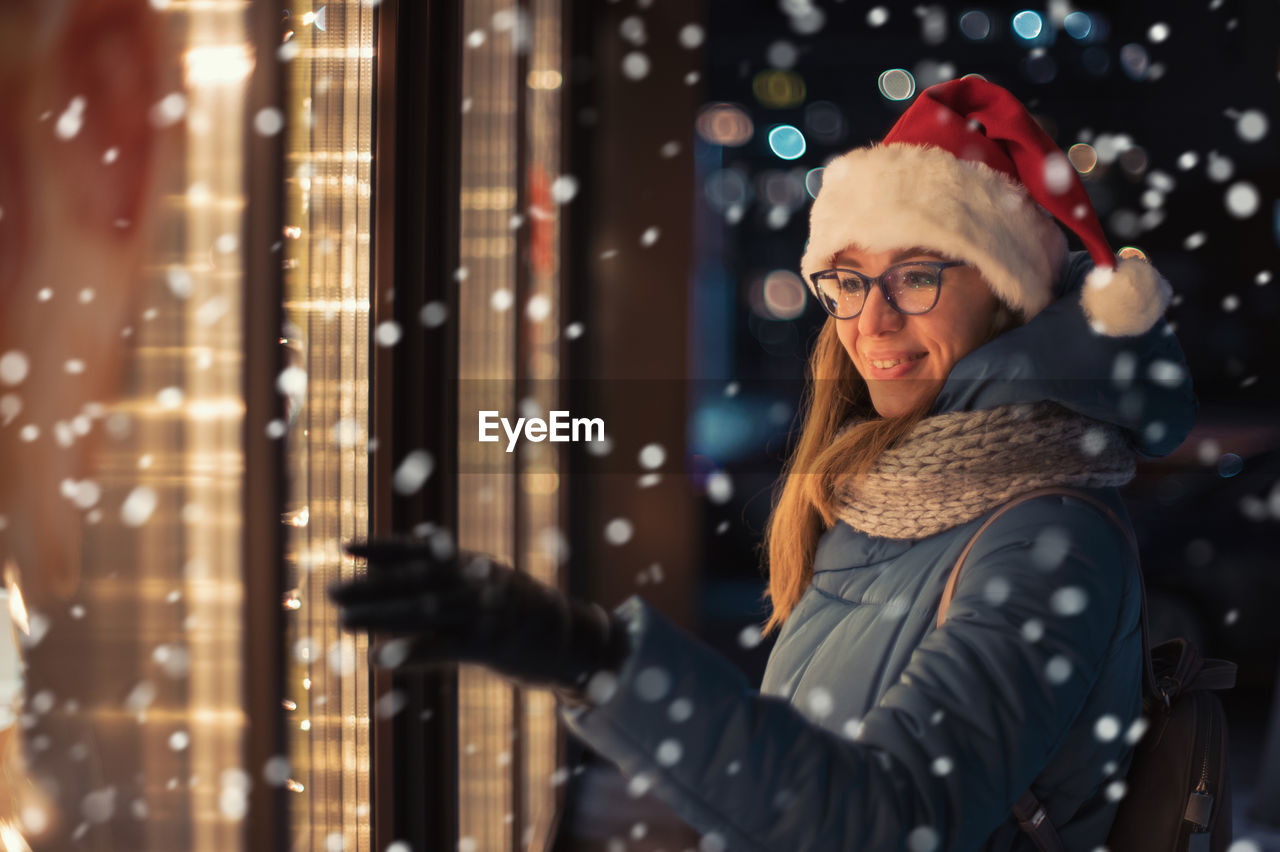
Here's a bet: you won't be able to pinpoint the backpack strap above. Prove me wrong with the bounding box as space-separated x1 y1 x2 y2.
936 486 1160 699
1011 791 1066 852
934 487 1150 852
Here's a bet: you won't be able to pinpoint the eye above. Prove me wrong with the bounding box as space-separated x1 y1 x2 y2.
900 269 937 288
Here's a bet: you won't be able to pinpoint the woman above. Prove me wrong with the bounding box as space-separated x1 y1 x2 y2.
332 78 1197 850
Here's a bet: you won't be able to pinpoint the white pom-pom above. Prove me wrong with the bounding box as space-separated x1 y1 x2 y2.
1080 257 1171 337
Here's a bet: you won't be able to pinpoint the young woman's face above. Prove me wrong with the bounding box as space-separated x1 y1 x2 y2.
833 245 1002 418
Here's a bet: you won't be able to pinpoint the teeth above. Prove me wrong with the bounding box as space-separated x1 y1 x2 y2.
871 354 924 369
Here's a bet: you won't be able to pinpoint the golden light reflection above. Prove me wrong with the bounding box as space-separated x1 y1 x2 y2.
0 819 32 852
183 44 255 86
527 69 563 90
2 565 27 637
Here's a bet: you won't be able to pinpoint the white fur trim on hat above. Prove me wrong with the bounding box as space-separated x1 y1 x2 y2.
801 143 1068 319
1081 255 1172 337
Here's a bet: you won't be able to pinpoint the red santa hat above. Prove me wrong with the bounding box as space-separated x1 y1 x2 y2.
801 76 1171 337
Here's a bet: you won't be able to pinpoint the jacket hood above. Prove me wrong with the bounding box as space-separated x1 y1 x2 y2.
930 250 1198 457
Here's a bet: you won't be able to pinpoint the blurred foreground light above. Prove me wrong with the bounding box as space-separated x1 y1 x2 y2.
959 10 991 40
768 125 807 160
878 69 915 101
184 45 255 86
1063 11 1092 40
1011 11 1043 40
753 70 806 109
1117 246 1148 261
696 103 754 147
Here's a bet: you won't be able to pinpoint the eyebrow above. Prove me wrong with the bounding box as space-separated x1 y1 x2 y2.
834 246 940 268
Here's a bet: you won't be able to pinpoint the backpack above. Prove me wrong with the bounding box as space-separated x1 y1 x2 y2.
937 487 1238 852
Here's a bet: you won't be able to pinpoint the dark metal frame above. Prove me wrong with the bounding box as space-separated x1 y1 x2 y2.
243 1 289 849
370 0 465 849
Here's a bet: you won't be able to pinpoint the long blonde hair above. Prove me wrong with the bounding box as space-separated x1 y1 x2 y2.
759 302 1020 636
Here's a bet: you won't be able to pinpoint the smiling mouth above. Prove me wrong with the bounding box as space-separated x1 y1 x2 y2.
870 353 927 370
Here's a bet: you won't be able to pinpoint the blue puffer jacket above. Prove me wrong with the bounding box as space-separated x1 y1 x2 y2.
561 251 1198 851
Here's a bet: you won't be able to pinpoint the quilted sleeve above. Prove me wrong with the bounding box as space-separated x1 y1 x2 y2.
559 496 1140 851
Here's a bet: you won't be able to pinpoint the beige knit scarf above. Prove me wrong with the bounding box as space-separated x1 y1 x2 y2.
832 402 1136 540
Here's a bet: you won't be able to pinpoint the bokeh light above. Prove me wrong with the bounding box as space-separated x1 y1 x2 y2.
878 68 915 101
1011 11 1043 40
761 270 807 320
696 103 754 147
804 167 825 199
1063 11 1092 40
703 168 751 212
767 125 807 160
804 101 845 145
1119 43 1150 80
959 10 991 40
1068 143 1099 176
752 70 806 109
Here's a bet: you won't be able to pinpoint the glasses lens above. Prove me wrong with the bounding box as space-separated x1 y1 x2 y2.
815 272 865 317
824 269 865 317
884 264 941 313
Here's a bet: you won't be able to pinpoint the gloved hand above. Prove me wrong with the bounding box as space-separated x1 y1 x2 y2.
328 538 631 701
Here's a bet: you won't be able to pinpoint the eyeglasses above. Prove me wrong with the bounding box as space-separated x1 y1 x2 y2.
807 261 966 320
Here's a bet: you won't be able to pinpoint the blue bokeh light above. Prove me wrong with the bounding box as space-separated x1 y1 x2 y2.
768 125 807 161
1063 11 1092 40
1011 10 1043 40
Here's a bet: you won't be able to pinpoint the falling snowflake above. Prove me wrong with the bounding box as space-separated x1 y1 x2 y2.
1050 586 1088 616
254 107 284 136
983 576 1011 605
621 52 651 80
1093 714 1121 742
655 739 683 766
737 624 763 648
668 698 694 722
679 24 705 48
1235 110 1268 142
638 443 666 469
906 825 940 852
0 351 29 386
55 96 87 140
806 687 834 718
1225 182 1260 218
706 471 733 504
375 320 402 347
585 670 618 705
420 301 448 327
121 486 159 527
640 226 661 247
1205 152 1233 182
634 666 671 702
604 517 633 545
1045 655 1073 684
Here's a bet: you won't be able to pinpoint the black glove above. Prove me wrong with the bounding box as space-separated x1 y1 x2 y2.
328 538 631 700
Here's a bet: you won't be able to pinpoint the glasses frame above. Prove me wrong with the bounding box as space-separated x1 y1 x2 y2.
807 260 966 320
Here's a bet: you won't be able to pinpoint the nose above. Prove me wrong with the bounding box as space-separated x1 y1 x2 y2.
857 281 904 336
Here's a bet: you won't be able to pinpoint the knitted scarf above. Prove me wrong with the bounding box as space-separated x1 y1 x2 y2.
832 402 1136 540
